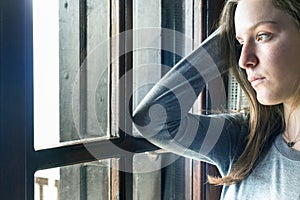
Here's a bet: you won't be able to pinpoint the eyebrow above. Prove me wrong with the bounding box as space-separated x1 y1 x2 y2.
251 20 278 29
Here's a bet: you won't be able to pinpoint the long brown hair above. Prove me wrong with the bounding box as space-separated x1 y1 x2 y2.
208 0 300 185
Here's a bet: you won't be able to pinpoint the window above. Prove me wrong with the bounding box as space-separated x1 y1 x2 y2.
1 0 225 199
227 73 248 112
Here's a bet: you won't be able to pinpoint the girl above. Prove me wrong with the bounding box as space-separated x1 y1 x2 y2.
133 0 300 199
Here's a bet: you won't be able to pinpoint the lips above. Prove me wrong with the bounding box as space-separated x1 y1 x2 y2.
248 76 266 87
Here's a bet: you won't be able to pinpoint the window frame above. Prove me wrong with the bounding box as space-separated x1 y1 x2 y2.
0 0 225 199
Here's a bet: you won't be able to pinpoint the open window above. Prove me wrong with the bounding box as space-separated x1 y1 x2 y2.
1 0 226 199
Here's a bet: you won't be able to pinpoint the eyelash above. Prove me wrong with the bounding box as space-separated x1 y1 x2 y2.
236 32 272 45
256 33 272 42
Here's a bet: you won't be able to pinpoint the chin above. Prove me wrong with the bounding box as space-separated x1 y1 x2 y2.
256 94 280 106
254 87 284 106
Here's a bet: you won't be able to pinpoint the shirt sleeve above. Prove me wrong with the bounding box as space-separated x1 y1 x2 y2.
132 29 248 176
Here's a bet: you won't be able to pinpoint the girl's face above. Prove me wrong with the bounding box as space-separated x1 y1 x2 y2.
235 0 300 106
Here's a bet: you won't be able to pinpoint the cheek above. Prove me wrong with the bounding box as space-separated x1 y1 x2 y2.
281 51 300 82
264 43 300 78
274 39 300 73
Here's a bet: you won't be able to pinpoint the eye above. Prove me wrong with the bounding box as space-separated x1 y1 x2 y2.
256 33 272 42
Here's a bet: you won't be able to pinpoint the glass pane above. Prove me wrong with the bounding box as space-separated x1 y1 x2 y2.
132 0 194 136
132 152 188 200
33 0 112 149
131 0 163 137
34 159 119 200
227 73 248 112
133 152 162 200
132 0 162 112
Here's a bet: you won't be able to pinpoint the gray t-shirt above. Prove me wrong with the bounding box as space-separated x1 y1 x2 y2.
222 134 300 200
133 30 300 199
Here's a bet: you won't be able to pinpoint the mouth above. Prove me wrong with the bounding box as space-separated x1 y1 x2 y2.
248 76 266 87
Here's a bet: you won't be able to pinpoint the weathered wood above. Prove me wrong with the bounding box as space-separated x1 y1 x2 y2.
59 1 112 199
59 0 80 141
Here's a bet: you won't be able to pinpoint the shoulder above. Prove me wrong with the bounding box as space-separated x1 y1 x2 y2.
208 112 249 131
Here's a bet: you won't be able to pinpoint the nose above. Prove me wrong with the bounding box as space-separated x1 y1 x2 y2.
238 41 258 69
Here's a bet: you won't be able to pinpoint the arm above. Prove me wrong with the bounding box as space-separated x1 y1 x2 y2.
133 29 247 174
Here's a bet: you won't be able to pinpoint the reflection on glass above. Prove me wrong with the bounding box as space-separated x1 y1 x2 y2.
34 159 119 200
33 0 111 149
133 152 162 200
132 0 194 136
132 0 163 137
